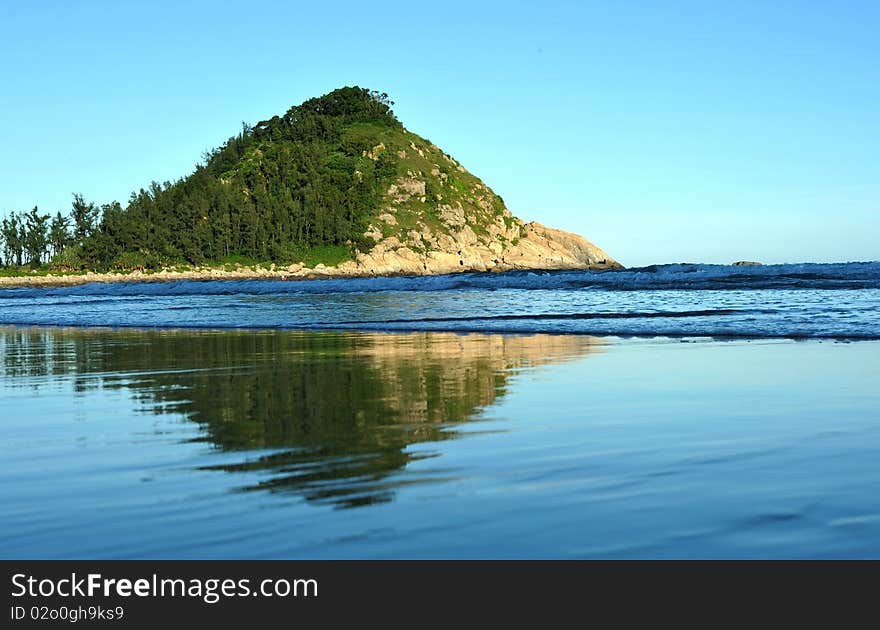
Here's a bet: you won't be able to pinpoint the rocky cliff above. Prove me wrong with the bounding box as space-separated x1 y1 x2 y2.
323 125 619 277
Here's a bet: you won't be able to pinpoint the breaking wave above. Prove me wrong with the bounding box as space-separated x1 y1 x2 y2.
1 262 879 300
1 262 878 339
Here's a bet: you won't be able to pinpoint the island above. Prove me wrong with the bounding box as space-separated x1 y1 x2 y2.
0 87 619 287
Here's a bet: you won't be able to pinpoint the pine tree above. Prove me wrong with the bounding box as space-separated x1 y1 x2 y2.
71 193 99 246
49 212 71 258
0 214 13 266
1 212 25 267
24 206 50 267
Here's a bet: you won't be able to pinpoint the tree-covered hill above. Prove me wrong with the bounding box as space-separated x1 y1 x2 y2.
2 86 617 276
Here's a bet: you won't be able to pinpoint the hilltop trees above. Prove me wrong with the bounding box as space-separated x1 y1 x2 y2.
2 87 406 273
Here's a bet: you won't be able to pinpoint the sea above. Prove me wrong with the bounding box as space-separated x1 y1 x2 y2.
1 262 879 558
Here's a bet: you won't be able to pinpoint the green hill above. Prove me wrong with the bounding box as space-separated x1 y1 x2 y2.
2 86 618 276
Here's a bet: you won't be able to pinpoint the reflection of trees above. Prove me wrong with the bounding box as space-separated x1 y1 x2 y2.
0 327 602 508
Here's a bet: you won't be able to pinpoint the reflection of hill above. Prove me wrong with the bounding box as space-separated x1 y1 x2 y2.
355 332 602 427
0 327 603 508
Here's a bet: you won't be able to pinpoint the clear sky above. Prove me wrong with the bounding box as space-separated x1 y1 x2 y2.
1 0 877 266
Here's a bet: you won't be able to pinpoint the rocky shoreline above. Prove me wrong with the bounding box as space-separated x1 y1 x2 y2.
0 221 621 288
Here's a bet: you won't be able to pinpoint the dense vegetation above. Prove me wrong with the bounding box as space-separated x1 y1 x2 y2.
1 87 404 273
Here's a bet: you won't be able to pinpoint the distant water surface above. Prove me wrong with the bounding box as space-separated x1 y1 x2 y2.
1 327 878 559
0 262 878 338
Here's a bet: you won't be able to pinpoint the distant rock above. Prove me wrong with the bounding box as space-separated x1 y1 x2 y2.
732 261 762 266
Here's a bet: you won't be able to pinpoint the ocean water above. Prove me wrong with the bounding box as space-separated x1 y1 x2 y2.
0 262 878 338
1 262 879 559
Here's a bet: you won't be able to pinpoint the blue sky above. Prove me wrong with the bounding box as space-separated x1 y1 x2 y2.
1 0 877 266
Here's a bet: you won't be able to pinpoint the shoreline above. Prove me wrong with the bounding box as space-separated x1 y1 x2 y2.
0 262 618 289
0 266 360 288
